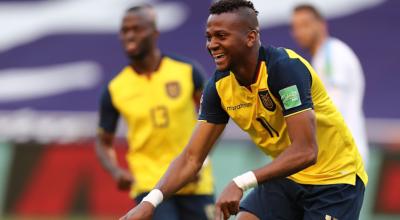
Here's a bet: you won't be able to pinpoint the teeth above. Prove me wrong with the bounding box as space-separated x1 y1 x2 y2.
215 54 224 59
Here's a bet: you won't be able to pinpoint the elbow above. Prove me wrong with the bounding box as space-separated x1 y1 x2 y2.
306 144 318 167
304 143 318 167
181 150 204 172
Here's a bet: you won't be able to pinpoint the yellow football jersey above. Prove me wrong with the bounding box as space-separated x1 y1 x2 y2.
199 46 367 186
99 55 214 198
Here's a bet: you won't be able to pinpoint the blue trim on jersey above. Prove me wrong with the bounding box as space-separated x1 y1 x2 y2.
98 86 120 133
198 71 230 124
264 46 314 116
199 45 314 123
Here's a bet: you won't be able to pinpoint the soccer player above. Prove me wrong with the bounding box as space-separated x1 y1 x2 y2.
291 4 369 166
96 4 214 220
120 1 367 220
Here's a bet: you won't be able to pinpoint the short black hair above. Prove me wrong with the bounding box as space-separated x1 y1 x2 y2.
126 3 153 13
209 0 258 16
124 4 157 29
294 4 324 21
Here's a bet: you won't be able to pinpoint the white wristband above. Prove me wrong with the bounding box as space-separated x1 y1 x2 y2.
141 189 164 207
233 171 258 191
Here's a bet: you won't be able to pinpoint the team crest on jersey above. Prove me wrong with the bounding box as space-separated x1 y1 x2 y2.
166 81 181 98
258 90 276 111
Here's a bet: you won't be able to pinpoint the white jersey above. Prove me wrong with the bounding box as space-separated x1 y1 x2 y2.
312 37 369 165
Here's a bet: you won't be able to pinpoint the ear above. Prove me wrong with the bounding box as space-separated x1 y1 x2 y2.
247 30 259 47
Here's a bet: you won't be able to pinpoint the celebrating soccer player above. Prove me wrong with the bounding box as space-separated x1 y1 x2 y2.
120 1 367 220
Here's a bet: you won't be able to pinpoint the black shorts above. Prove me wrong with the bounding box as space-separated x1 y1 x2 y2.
136 193 214 220
240 176 365 220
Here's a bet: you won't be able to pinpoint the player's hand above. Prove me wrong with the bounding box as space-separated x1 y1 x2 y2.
119 201 154 220
113 168 134 191
215 181 243 220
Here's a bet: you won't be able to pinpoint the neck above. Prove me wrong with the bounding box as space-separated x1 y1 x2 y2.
130 48 162 75
310 32 328 57
233 46 260 87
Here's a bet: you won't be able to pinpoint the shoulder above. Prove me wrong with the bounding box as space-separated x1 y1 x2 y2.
264 46 306 76
203 70 230 98
264 46 309 78
265 47 313 94
329 38 358 59
327 38 363 75
99 83 116 110
164 53 208 89
264 45 290 67
203 70 230 92
109 66 131 88
330 38 351 51
199 70 230 124
213 69 231 83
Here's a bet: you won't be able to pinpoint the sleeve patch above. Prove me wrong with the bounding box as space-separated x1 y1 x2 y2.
279 85 302 110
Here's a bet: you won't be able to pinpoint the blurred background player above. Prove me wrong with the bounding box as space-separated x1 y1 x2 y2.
291 4 369 166
95 4 214 220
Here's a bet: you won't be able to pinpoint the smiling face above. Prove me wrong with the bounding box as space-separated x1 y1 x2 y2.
206 12 256 72
120 9 158 60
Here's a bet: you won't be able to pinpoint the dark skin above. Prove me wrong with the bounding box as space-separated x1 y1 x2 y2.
96 130 133 190
121 8 161 74
96 8 202 193
120 8 318 220
206 9 259 87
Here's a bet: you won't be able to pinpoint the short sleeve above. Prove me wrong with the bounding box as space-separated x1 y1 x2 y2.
268 58 313 116
192 62 206 91
198 78 229 124
98 86 120 133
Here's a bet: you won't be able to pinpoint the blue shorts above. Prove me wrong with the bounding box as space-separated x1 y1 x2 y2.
135 193 214 220
240 176 365 220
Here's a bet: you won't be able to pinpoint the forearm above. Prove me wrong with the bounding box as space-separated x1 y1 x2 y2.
253 110 318 184
95 139 121 177
155 150 203 198
152 122 225 199
253 143 317 183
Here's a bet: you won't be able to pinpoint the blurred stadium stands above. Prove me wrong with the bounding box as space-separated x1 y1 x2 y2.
0 0 399 219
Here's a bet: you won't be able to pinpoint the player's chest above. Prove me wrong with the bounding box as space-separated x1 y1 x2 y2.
219 75 288 148
112 75 192 117
219 66 283 126
222 84 282 128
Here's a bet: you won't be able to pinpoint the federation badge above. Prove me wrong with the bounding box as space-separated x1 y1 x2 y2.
166 81 181 98
258 90 276 111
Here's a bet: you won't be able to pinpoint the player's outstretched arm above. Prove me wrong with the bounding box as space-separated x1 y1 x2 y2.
215 110 318 220
120 121 226 220
95 130 133 190
253 109 318 181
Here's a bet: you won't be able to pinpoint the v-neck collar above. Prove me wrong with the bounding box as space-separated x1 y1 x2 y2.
128 54 165 79
236 46 266 92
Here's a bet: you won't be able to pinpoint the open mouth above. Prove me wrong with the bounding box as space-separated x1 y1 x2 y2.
126 41 138 52
213 53 225 63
